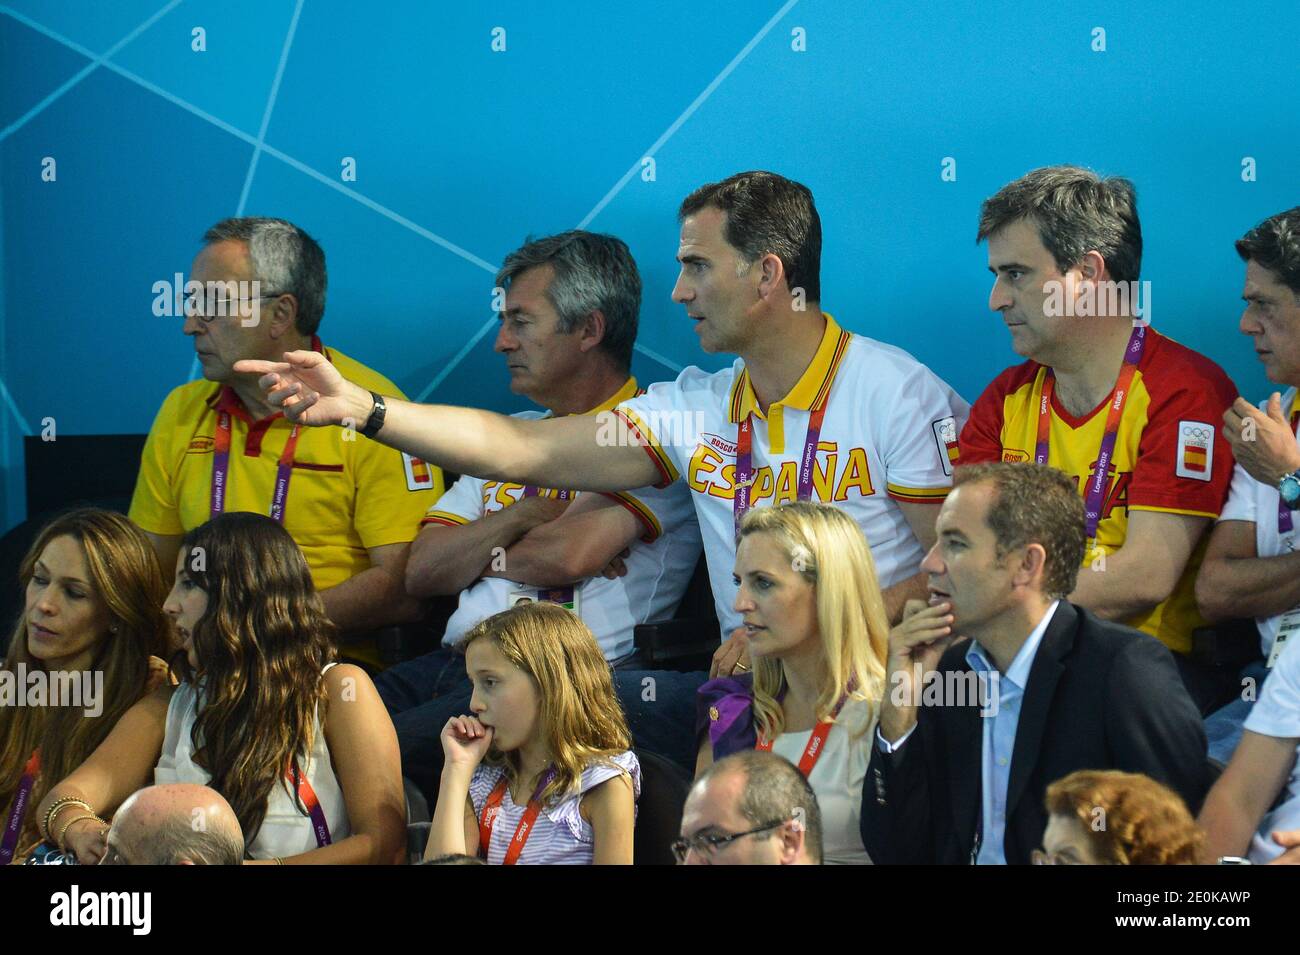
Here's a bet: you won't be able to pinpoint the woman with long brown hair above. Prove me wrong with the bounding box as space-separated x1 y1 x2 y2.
36 512 405 864
1 509 170 864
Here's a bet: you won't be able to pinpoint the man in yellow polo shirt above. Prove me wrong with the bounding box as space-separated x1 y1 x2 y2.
130 217 443 639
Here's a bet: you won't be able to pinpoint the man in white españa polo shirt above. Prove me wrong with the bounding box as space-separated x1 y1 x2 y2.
615 301 966 637
235 172 970 682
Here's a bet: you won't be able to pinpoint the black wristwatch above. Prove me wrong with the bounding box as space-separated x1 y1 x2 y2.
359 391 387 438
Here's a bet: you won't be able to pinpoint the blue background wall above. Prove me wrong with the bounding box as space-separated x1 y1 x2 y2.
2 0 1296 532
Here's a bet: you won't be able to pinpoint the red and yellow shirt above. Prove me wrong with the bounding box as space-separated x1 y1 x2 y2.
959 328 1237 653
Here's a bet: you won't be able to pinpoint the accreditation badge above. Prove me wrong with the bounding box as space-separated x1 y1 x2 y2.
508 587 581 616
1268 608 1300 668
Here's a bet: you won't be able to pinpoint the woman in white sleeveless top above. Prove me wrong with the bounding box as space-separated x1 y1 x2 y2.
154 664 351 859
39 513 405 865
696 503 887 864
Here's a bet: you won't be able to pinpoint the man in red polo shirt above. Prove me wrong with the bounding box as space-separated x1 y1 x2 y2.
130 218 443 637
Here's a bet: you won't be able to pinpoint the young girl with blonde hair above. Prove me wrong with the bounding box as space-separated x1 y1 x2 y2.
426 602 639 864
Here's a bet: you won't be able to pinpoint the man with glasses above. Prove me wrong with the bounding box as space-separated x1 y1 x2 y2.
675 751 822 865
130 217 443 640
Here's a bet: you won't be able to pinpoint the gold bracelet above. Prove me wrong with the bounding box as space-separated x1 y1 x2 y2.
41 797 91 842
55 813 104 852
42 796 86 838
274 857 284 865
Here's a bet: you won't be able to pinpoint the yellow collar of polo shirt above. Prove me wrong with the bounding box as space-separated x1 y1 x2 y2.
726 313 851 454
550 376 639 417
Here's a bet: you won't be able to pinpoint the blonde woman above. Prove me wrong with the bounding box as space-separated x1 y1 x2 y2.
696 502 887 864
427 602 639 864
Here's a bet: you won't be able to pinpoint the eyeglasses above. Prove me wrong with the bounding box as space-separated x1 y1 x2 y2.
183 290 286 322
671 819 787 864
1031 848 1082 865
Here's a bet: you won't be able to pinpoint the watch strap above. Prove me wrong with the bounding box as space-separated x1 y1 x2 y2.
360 391 386 438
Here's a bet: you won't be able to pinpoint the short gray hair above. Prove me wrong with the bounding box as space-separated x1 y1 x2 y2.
701 750 823 863
202 217 328 336
124 812 245 865
977 165 1143 285
496 230 641 373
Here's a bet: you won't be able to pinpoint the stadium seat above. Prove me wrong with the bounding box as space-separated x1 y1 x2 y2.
633 748 692 866
633 554 719 672
1 434 146 653
405 776 432 863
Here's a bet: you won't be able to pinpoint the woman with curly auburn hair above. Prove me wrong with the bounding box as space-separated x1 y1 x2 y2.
36 512 405 864
425 602 638 864
695 502 889 864
1037 769 1203 864
1 509 171 864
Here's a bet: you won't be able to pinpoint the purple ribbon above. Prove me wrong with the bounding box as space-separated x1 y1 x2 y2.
0 753 39 865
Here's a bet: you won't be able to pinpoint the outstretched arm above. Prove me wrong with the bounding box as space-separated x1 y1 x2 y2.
233 352 661 492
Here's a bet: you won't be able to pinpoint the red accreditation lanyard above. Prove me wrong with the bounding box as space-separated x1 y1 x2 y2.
1034 325 1146 542
286 760 331 848
755 691 849 777
734 401 829 541
478 768 556 865
1278 401 1300 534
210 411 303 523
1 749 40 865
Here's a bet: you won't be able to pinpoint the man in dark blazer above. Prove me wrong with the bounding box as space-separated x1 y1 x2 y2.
861 462 1210 865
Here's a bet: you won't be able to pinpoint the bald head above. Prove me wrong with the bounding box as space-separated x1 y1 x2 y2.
103 784 244 865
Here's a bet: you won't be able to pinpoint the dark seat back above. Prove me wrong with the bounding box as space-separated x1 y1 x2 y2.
633 748 692 865
1 435 148 654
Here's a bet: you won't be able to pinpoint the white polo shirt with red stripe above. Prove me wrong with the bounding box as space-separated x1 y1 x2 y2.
614 314 969 633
